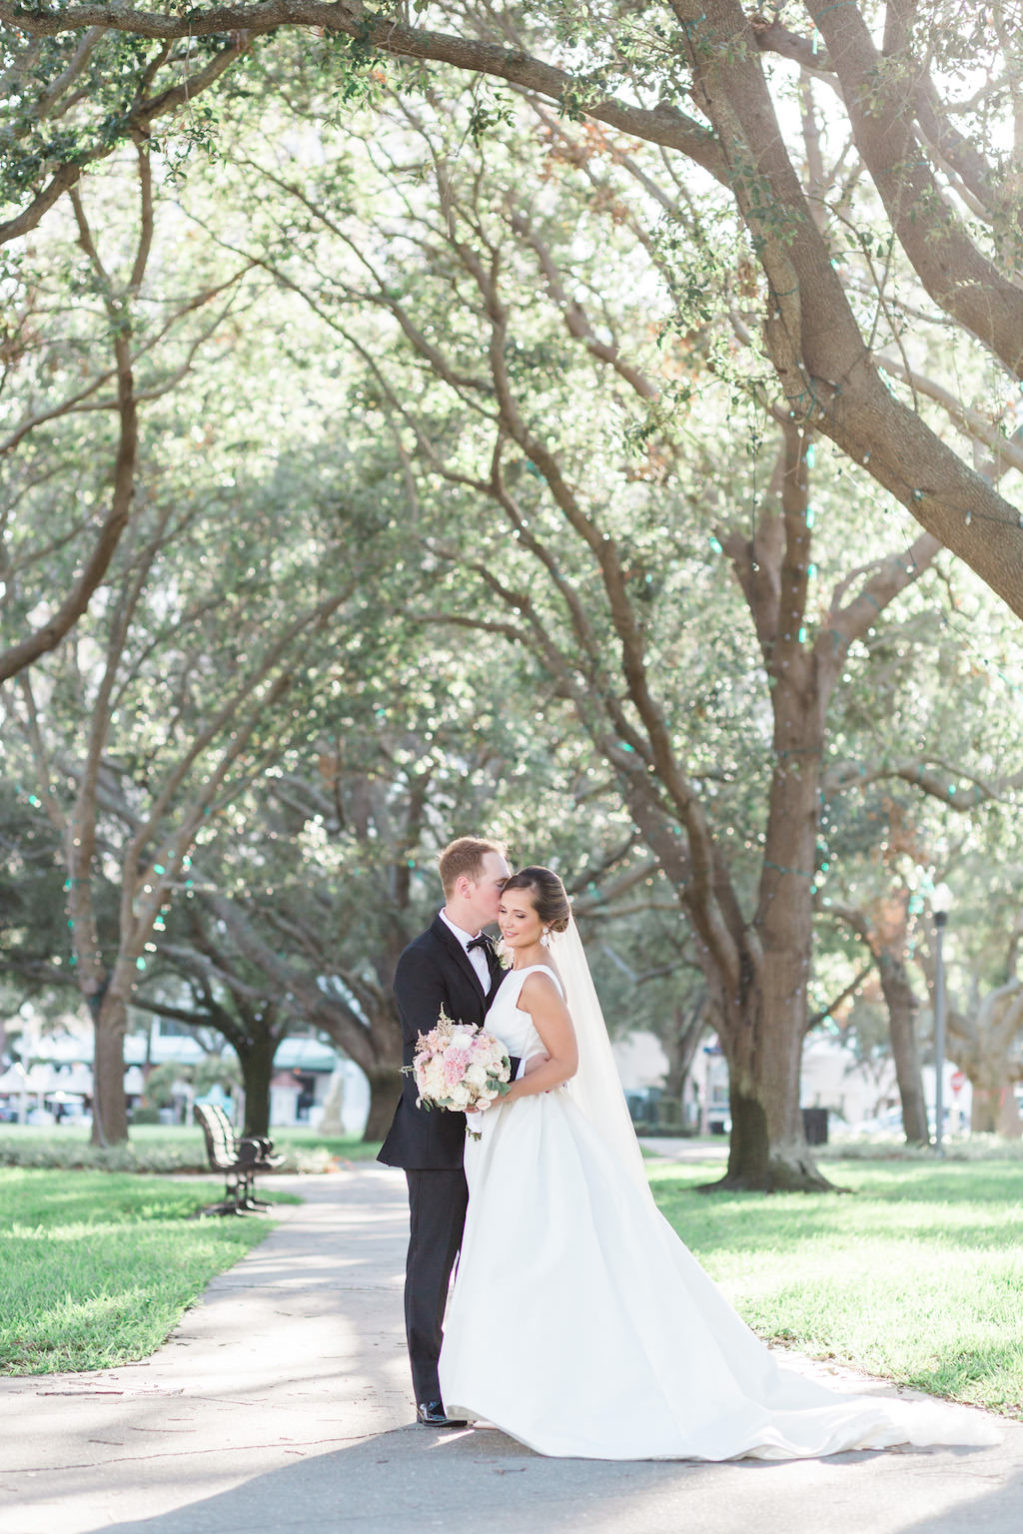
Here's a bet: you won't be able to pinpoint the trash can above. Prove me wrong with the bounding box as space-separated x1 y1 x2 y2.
802 1107 829 1145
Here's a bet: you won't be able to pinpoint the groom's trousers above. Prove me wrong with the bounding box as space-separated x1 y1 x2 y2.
404 1167 468 1404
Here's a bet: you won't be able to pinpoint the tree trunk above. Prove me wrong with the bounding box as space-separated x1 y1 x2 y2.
695 422 841 1193
720 1079 831 1192
970 1080 1023 1138
701 632 833 1192
691 739 833 1192
706 973 834 1193
90 990 129 1146
946 981 1023 1140
364 1066 403 1141
236 1034 280 1139
659 1001 707 1126
878 952 929 1145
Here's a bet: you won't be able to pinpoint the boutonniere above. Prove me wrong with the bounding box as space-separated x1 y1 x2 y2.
494 940 513 971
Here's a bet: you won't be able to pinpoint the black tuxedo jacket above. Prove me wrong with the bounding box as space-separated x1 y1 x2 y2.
378 916 507 1171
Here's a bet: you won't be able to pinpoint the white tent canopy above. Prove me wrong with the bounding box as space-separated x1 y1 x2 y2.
0 1064 30 1093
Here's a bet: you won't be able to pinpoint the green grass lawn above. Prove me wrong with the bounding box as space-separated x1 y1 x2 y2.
5 1143 1019 1415
0 1123 383 1173
0 1167 297 1376
649 1156 1023 1418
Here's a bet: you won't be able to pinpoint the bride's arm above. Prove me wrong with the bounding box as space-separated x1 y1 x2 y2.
468 1045 547 1116
502 975 578 1102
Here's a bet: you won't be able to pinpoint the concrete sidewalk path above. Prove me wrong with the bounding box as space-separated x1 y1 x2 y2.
1 1167 1020 1534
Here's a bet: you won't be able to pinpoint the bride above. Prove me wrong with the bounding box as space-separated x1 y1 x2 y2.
438 865 998 1461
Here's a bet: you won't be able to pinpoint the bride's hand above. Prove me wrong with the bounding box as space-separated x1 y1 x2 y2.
504 1052 552 1103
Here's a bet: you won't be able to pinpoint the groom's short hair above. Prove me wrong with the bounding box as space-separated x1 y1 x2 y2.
438 837 507 897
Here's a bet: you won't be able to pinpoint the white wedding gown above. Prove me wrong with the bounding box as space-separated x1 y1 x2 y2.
439 964 998 1461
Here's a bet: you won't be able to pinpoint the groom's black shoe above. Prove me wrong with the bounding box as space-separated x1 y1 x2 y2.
417 1400 468 1428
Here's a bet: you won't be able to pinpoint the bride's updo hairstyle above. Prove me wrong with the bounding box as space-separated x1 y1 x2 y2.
502 866 571 934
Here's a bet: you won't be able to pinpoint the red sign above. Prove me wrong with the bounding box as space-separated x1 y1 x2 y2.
951 1070 966 1095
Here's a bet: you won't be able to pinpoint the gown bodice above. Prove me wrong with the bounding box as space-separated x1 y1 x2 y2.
486 964 564 1064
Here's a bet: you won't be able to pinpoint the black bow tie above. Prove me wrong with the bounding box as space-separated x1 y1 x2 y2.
466 934 494 954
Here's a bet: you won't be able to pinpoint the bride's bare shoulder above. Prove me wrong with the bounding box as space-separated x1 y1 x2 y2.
516 963 564 1010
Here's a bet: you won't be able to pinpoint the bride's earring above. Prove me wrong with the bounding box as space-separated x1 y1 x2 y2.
541 927 551 947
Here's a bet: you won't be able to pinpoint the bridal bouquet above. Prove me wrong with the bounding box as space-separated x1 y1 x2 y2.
409 1009 511 1137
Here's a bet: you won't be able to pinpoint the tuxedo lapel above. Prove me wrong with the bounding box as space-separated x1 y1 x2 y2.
485 949 507 1007
430 914 487 1000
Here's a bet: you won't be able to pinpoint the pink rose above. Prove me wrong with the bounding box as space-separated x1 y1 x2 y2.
444 1049 469 1087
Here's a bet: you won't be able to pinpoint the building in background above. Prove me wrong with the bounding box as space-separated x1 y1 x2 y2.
611 1027 969 1139
0 1008 369 1133
0 1006 980 1140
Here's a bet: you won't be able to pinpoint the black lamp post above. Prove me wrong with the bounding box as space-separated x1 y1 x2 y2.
932 883 952 1155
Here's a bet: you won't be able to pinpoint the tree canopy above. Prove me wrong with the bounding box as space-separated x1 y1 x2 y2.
2 2 1023 1179
3 4 1023 615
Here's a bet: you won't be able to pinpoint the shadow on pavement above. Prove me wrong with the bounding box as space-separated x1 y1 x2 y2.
84 1420 1013 1534
895 1463 1023 1534
83 1422 793 1534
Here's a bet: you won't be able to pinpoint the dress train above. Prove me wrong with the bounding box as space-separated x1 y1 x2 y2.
438 966 998 1461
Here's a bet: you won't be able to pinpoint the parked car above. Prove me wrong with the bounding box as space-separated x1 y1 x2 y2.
842 1106 954 1139
841 1109 905 1139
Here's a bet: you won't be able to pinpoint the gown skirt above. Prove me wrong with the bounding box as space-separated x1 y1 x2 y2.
438 966 997 1461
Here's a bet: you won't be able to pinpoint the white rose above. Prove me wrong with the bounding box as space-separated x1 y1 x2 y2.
423 1063 446 1098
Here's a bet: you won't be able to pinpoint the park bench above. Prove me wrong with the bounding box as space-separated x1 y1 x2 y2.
193 1101 283 1215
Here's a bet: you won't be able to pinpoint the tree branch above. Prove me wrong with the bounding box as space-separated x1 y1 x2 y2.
0 3 726 176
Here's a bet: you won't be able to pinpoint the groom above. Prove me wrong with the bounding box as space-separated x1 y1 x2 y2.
378 836 513 1427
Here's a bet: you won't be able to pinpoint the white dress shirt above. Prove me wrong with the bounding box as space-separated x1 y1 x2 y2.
439 909 490 993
